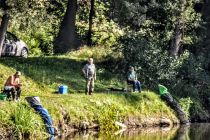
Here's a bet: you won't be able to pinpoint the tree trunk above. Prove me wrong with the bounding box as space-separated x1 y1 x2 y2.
0 13 9 57
170 0 186 57
202 0 210 41
170 20 182 57
87 0 95 46
54 0 77 54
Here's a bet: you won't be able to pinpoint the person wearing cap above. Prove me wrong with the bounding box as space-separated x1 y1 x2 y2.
82 58 96 95
127 66 141 93
4 71 22 101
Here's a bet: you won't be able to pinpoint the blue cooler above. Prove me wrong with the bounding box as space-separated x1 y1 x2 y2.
58 85 68 94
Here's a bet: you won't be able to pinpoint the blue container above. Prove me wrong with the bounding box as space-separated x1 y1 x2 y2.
58 85 68 94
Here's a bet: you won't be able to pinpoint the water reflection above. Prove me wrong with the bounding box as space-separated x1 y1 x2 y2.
173 124 190 140
51 123 210 140
188 123 210 140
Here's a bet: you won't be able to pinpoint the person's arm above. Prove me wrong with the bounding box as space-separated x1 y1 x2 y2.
10 76 18 87
135 72 138 81
16 78 22 87
127 73 132 81
16 78 20 84
94 66 96 80
82 65 87 78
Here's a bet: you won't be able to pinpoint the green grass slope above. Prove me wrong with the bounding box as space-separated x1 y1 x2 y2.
0 56 178 138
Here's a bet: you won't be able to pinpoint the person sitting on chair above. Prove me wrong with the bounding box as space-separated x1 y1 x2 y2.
127 66 141 93
4 71 22 101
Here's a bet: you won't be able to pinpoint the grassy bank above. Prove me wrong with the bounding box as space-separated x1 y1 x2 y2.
0 56 178 139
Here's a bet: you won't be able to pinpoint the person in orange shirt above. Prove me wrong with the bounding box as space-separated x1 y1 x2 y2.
4 71 22 101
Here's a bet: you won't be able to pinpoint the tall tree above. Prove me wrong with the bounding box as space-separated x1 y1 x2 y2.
112 0 200 56
87 0 95 46
202 0 210 43
54 0 77 54
170 20 183 57
0 0 9 57
170 0 186 57
0 13 9 57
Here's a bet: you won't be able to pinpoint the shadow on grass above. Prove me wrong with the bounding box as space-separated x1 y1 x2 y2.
100 91 142 106
0 57 84 91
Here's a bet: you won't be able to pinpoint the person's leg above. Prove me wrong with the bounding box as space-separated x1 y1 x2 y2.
133 81 137 92
6 92 11 99
137 81 141 92
16 87 21 100
89 79 95 95
127 81 135 92
85 80 91 95
11 87 17 101
4 89 11 99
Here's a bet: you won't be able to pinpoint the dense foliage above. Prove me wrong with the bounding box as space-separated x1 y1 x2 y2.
114 0 210 121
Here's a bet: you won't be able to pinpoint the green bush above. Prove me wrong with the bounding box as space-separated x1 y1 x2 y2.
77 0 124 47
0 102 45 139
68 45 113 61
179 97 193 117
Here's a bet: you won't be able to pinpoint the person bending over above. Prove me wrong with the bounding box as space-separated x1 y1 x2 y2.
4 71 22 101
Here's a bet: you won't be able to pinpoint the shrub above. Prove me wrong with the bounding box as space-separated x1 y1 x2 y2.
179 97 193 117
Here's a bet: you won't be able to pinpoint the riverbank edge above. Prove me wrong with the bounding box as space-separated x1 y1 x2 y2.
0 115 180 139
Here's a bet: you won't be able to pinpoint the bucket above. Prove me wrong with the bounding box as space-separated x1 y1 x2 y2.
58 85 68 94
0 94 7 101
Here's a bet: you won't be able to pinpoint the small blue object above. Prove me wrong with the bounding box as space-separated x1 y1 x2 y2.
58 85 68 94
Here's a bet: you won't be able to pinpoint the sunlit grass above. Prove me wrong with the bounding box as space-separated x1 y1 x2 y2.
0 56 178 138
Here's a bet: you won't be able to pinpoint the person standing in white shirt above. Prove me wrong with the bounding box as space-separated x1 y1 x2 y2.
82 58 96 95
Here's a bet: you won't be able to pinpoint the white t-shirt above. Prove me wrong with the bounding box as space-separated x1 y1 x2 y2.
83 64 96 78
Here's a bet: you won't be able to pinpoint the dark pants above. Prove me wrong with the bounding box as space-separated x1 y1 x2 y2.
85 78 94 95
4 87 21 100
127 80 141 92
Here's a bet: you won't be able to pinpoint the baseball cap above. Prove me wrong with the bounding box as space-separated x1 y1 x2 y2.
15 71 21 76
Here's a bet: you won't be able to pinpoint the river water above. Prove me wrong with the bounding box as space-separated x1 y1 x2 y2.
54 123 210 140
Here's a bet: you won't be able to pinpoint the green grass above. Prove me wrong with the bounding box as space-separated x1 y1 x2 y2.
0 56 178 138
